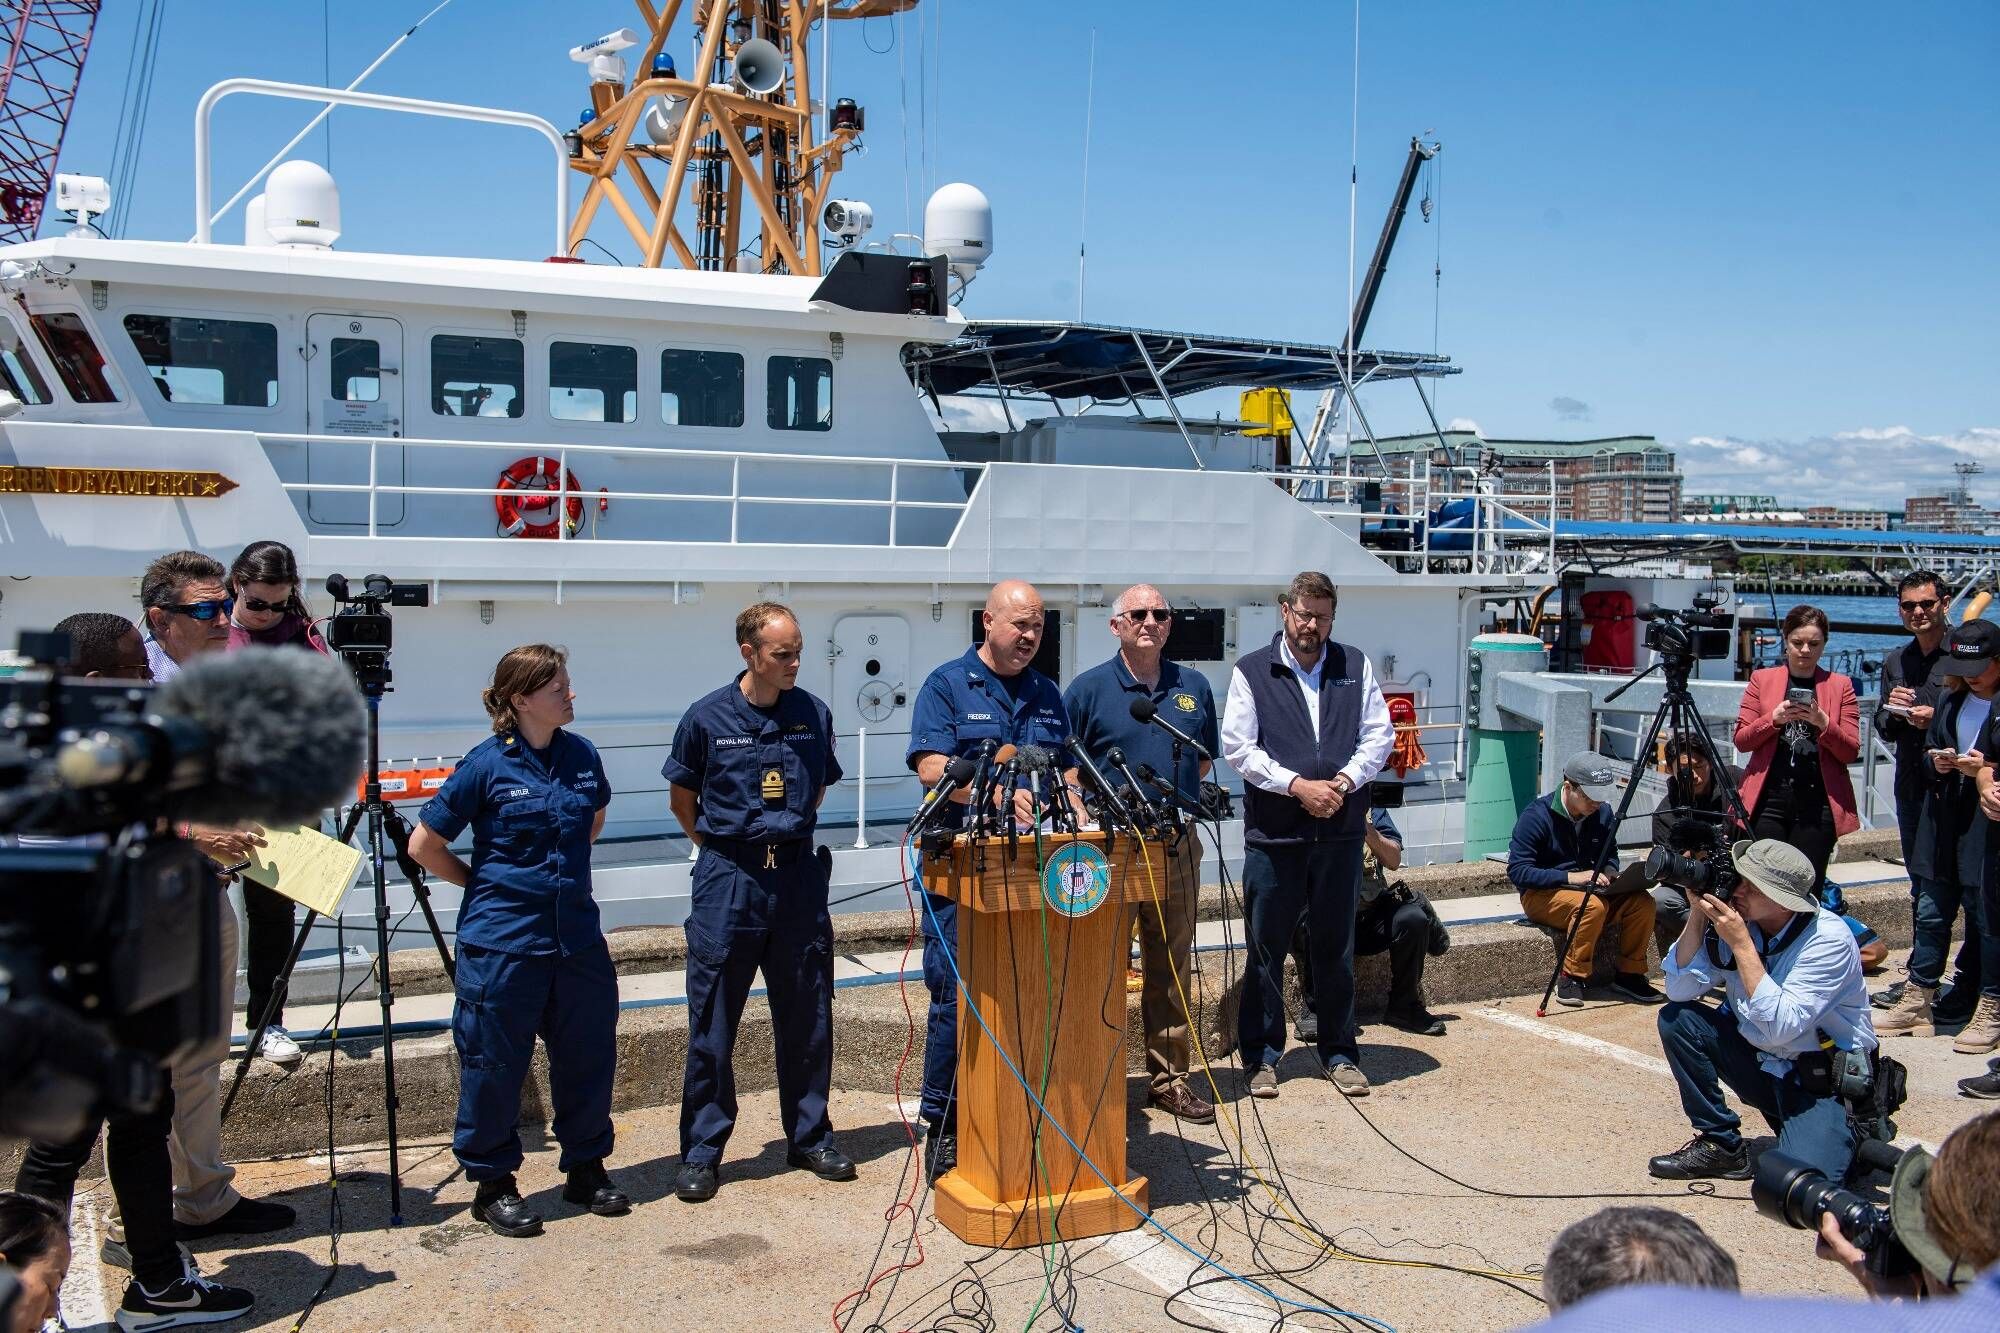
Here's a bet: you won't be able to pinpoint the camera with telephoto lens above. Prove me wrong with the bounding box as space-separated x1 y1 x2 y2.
1644 811 1741 903
1638 595 1733 662
324 573 428 690
1753 1148 1917 1282
0 631 223 1142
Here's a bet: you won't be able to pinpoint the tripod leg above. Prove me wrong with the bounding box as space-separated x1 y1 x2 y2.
1536 700 1677 1016
222 910 319 1123
363 799 406 1225
382 806 456 980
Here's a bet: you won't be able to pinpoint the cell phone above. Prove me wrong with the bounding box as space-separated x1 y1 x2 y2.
1786 687 1815 706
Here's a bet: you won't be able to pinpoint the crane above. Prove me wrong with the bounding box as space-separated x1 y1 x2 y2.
0 0 100 244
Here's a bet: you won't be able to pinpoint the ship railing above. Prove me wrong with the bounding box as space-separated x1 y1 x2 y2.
260 431 983 546
1267 456 1558 576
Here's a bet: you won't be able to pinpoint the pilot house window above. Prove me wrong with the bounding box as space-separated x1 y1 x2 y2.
0 333 51 405
660 349 743 428
432 334 523 418
767 355 832 432
550 341 637 423
123 314 278 407
28 312 119 402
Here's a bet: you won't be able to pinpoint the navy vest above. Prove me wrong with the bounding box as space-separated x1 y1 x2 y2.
1236 633 1369 846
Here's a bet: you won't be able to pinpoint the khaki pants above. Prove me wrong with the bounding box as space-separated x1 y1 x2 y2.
110 886 243 1239
1134 840 1201 1097
1520 885 1655 978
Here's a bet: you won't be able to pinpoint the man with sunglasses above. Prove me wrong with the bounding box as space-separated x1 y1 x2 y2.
1875 570 1981 1027
1222 570 1393 1098
1064 585 1221 1124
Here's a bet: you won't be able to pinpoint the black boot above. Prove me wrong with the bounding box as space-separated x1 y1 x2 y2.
923 1121 957 1185
472 1175 543 1238
562 1159 631 1216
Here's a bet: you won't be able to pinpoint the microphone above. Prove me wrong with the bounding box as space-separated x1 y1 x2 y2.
1062 739 1137 832
1018 744 1064 831
55 649 367 827
908 754 978 835
1133 761 1186 815
967 741 1014 837
1128 696 1210 760
1106 745 1162 828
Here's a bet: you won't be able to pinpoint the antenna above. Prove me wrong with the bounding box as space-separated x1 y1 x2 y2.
1078 28 1097 323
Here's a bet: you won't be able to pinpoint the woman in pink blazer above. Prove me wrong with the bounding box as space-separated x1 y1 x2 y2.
1733 603 1860 879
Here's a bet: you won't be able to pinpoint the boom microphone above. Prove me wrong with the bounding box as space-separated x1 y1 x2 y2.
57 650 367 827
1128 696 1211 759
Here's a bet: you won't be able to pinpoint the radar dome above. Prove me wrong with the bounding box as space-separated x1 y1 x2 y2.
263 161 342 248
923 183 992 286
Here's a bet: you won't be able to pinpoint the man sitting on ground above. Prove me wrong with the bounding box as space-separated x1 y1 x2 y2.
1293 807 1450 1040
1507 752 1661 1007
1542 1206 1739 1312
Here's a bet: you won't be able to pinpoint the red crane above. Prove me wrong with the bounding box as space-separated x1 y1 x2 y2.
0 0 99 243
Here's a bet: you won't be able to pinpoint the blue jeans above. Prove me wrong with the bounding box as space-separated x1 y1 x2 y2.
1909 873 1984 992
1657 1001 1858 1181
1239 839 1364 1070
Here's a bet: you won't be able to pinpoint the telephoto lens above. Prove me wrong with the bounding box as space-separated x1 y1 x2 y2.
1751 1150 1916 1279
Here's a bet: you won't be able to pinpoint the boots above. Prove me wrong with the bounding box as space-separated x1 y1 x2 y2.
1952 995 2000 1054
1875 980 1937 1037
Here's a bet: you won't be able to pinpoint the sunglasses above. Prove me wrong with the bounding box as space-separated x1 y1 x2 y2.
238 596 291 614
166 598 235 622
1123 608 1172 623
1900 598 1940 612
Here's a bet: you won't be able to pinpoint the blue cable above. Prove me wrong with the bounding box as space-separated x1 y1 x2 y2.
905 842 1395 1333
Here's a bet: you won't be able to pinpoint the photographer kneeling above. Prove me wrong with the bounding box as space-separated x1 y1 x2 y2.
1648 838 1877 1183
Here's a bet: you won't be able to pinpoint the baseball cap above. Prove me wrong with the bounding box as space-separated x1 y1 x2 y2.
1562 752 1621 803
1728 838 1819 913
1933 618 2000 677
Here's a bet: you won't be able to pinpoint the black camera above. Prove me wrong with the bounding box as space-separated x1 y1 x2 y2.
1645 812 1740 902
325 573 427 689
1753 1149 1916 1282
1638 597 1733 662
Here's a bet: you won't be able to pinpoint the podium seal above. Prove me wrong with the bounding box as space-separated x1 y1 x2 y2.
1041 842 1111 918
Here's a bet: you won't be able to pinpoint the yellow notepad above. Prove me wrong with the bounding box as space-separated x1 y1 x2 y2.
239 822 364 917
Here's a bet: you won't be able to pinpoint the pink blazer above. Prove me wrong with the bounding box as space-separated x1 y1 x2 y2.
1732 665 1860 836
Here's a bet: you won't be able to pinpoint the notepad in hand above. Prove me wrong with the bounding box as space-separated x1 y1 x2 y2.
239 822 364 917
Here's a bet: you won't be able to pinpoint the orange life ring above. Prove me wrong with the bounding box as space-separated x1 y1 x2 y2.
495 455 586 538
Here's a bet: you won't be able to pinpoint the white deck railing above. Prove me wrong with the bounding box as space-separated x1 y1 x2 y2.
1268 456 1559 577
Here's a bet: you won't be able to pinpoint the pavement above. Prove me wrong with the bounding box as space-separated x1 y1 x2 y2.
51 934 1999 1333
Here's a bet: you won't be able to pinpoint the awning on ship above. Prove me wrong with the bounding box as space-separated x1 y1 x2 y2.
905 319 1456 402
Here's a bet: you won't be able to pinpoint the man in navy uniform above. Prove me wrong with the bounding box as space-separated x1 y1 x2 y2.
907 579 1073 1181
1221 570 1393 1099
1065 584 1221 1124
663 602 855 1203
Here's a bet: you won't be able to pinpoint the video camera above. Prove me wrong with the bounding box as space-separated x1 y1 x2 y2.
1637 596 1733 663
324 573 428 691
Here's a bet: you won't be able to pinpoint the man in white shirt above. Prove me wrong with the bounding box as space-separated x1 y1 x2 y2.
1221 571 1392 1098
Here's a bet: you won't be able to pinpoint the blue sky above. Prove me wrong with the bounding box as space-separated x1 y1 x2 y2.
45 0 1998 505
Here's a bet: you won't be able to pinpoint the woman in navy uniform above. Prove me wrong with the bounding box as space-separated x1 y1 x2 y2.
408 644 628 1237
662 602 855 1203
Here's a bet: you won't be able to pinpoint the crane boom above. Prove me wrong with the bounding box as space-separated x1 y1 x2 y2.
1343 135 1439 352
0 0 100 243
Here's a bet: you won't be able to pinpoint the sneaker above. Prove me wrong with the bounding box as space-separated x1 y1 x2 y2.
1325 1062 1370 1097
100 1237 132 1270
1383 1005 1447 1037
1292 1011 1319 1044
1647 1134 1750 1181
923 1123 956 1185
1612 972 1665 1005
255 1030 303 1067
1952 996 2000 1054
1876 981 1937 1037
1554 975 1586 1008
173 1195 294 1241
1959 1069 2000 1100
115 1255 254 1330
1248 1064 1279 1099
1147 1082 1217 1125
1870 979 1906 1010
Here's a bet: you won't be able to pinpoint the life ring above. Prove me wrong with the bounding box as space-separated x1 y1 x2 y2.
495 455 586 538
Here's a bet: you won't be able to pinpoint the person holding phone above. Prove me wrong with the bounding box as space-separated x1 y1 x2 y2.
1733 604 1859 882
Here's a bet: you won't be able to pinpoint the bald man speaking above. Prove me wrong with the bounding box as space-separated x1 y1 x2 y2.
906 580 1074 1184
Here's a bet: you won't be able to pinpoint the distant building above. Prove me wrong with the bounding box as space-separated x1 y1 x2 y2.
1804 506 1893 531
1355 429 1682 524
1905 494 1991 533
1686 492 1778 516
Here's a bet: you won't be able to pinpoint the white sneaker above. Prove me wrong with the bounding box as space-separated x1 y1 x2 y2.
256 1030 303 1066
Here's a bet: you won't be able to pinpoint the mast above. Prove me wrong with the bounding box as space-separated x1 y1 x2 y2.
564 0 916 273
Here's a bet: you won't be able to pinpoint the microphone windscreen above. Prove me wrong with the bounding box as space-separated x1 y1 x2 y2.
1129 697 1158 723
154 650 367 826
1016 744 1052 773
992 743 1018 766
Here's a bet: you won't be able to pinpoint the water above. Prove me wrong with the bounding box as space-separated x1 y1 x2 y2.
1738 591 1916 695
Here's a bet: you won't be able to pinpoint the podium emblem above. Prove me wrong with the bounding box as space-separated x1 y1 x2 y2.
1041 842 1111 918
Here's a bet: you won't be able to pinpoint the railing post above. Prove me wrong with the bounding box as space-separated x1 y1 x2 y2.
851 726 870 849
368 439 378 538
557 448 568 542
729 455 741 543
887 463 899 547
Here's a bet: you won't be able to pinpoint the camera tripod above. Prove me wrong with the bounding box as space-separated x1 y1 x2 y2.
1534 649 1751 1016
221 660 454 1226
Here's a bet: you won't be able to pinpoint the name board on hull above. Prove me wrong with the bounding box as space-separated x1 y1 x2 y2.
0 466 239 498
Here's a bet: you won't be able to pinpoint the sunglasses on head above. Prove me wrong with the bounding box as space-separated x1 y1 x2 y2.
1900 597 1939 612
1123 608 1171 623
238 595 291 614
167 598 235 622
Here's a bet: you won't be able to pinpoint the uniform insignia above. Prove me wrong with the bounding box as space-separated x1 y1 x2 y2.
1173 693 1199 713
761 768 786 802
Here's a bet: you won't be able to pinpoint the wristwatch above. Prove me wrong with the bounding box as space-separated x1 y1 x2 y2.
1331 775 1353 795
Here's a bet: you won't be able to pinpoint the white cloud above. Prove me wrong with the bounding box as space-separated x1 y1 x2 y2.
1676 426 2000 505
1446 417 1482 434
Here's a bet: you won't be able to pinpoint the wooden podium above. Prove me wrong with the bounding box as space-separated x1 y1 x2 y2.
924 829 1157 1248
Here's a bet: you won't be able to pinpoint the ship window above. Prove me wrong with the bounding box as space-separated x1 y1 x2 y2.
767 355 831 432
550 340 637 423
27 311 119 402
331 337 381 402
660 349 743 428
431 334 523 418
0 333 51 405
123 314 278 407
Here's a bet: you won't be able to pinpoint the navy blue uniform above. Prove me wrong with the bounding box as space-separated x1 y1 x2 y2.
1063 655 1220 813
662 675 843 1166
905 646 1071 1129
420 729 616 1182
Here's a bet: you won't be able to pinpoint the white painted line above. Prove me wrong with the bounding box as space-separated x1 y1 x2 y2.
1098 1229 1275 1333
63 1192 108 1329
1471 1006 1675 1078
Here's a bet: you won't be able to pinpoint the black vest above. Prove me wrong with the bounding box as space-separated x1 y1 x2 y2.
1236 633 1369 846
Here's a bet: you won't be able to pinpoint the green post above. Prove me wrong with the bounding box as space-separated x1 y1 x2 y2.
1462 632 1550 858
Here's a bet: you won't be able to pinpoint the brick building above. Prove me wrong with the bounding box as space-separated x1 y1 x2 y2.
1357 430 1682 523
1803 506 1893 531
